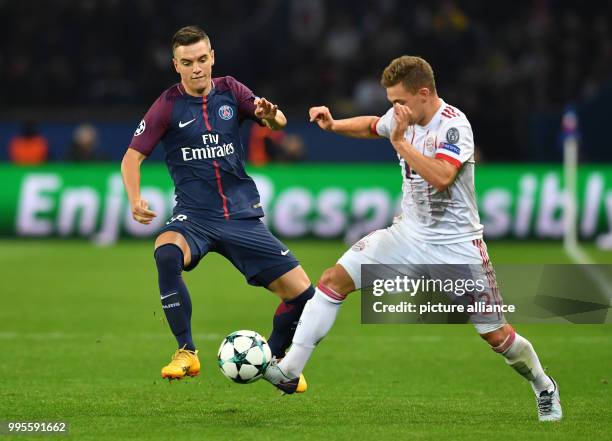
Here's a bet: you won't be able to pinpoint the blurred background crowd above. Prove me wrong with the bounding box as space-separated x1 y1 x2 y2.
1 0 611 163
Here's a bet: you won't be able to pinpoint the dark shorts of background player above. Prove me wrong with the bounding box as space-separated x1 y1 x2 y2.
158 211 299 287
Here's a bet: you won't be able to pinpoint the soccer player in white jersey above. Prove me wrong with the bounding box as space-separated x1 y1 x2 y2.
265 56 562 421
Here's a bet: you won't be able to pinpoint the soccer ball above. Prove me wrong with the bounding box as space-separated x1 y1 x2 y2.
217 330 272 384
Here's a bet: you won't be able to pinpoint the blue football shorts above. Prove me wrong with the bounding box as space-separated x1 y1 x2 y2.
159 210 299 287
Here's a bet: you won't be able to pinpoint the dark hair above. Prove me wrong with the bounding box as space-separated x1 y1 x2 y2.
172 26 210 52
381 56 436 93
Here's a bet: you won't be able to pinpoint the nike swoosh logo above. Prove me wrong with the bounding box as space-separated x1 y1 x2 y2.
281 250 290 256
161 292 178 300
178 118 196 128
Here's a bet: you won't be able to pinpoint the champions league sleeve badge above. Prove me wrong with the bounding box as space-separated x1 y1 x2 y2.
134 119 146 136
446 127 460 144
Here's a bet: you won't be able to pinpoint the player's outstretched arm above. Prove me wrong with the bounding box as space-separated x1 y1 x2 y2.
121 148 157 225
255 97 287 130
390 104 459 192
309 106 379 139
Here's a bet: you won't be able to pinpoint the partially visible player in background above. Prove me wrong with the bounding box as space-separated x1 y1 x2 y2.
265 56 562 421
121 26 312 385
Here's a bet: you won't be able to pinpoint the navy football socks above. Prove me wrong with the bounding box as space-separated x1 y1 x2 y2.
154 244 195 351
268 285 315 358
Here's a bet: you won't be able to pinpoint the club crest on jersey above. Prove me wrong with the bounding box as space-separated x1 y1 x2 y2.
134 119 146 136
351 240 366 252
446 127 460 144
219 105 234 120
425 135 436 153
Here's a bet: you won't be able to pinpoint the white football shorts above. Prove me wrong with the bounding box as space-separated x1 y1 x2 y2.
338 218 505 334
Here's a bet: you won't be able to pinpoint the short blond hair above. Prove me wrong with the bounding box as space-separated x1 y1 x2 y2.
381 56 436 94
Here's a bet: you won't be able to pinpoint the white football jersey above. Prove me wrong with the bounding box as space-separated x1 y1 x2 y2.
373 98 483 244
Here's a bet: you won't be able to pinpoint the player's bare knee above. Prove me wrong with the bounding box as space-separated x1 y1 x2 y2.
155 232 191 267
318 265 354 296
268 266 312 301
480 324 514 347
318 267 334 286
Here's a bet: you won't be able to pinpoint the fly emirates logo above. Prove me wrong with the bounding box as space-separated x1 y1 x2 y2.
181 134 234 161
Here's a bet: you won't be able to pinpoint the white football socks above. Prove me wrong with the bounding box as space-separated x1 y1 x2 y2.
494 331 553 394
278 287 343 378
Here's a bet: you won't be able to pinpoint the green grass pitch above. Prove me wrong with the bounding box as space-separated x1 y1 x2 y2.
0 240 610 440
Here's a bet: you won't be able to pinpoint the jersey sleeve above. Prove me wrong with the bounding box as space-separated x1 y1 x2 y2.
226 76 264 126
434 120 474 168
372 107 395 138
129 93 173 156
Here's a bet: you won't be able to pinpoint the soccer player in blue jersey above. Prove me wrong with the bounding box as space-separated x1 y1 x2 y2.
120 26 311 387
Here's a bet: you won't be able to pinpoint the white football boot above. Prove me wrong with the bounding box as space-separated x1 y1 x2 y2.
536 377 562 421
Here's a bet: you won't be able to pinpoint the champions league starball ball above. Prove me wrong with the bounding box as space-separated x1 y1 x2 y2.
217 330 272 383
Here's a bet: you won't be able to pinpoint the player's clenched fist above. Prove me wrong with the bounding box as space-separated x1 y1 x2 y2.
309 106 334 131
131 199 157 225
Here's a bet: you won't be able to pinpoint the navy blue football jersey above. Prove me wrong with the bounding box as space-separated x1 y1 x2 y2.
129 76 265 219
